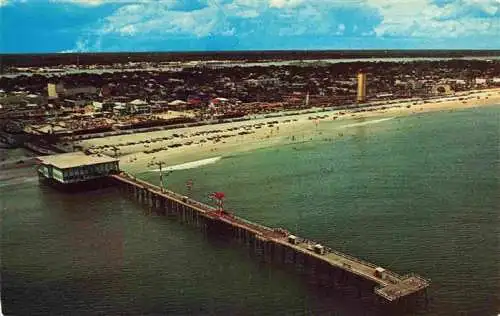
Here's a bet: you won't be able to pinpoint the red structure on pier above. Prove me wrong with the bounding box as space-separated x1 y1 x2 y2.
211 192 225 211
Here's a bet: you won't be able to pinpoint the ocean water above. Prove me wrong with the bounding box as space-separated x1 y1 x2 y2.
1 106 499 315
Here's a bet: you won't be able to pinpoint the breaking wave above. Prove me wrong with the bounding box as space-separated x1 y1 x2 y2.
152 156 222 172
342 117 395 128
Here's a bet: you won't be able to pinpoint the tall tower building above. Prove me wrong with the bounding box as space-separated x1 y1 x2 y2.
47 83 58 99
357 72 367 103
48 82 64 99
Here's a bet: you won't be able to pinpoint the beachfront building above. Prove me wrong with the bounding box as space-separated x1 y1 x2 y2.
92 101 103 112
474 78 488 87
127 99 151 115
113 104 128 116
37 152 119 188
431 84 454 95
168 100 188 111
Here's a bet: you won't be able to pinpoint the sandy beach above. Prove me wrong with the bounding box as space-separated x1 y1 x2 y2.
76 88 500 174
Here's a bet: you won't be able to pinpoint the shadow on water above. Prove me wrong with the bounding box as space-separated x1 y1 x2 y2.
144 204 427 316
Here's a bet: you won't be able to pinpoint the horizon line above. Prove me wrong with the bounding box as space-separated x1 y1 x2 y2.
1 49 500 57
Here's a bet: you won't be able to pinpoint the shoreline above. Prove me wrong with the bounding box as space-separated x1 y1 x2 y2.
69 89 500 174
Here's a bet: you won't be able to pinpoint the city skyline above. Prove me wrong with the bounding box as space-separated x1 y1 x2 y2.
1 0 499 53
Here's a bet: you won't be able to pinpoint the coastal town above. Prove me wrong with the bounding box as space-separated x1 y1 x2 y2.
1 57 499 168
3 0 500 312
3 55 498 312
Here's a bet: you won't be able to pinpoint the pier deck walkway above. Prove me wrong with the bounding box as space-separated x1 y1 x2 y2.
111 172 429 302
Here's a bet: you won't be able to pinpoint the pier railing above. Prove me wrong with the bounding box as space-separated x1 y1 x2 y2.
401 272 431 286
114 172 427 292
117 172 403 278
232 215 276 234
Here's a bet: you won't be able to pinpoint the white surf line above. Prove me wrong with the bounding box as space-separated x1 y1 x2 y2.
341 117 395 128
151 156 222 172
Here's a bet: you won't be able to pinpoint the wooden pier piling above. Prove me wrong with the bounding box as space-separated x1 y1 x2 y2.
109 173 430 307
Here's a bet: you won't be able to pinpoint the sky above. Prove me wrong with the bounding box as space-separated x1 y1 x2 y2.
0 0 499 53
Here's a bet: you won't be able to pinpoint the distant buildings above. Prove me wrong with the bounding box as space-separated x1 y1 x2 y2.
113 104 127 116
0 59 498 136
168 100 188 111
431 84 454 95
92 101 103 112
187 94 206 107
63 99 87 107
47 82 98 99
474 78 487 87
127 99 151 115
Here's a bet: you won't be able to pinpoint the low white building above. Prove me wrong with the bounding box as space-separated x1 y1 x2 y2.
475 78 487 85
113 104 127 116
92 101 103 112
127 99 151 115
37 152 120 185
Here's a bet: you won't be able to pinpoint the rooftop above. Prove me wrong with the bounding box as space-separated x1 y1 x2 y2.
37 151 118 169
130 99 148 105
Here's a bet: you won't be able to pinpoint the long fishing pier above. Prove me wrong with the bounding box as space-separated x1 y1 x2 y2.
110 172 430 304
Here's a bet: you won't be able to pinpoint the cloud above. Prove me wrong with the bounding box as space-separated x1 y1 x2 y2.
3 0 499 52
2 0 111 6
98 2 226 38
364 0 500 38
88 0 498 40
337 23 346 35
49 0 150 5
268 0 304 9
60 39 92 53
52 0 104 5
